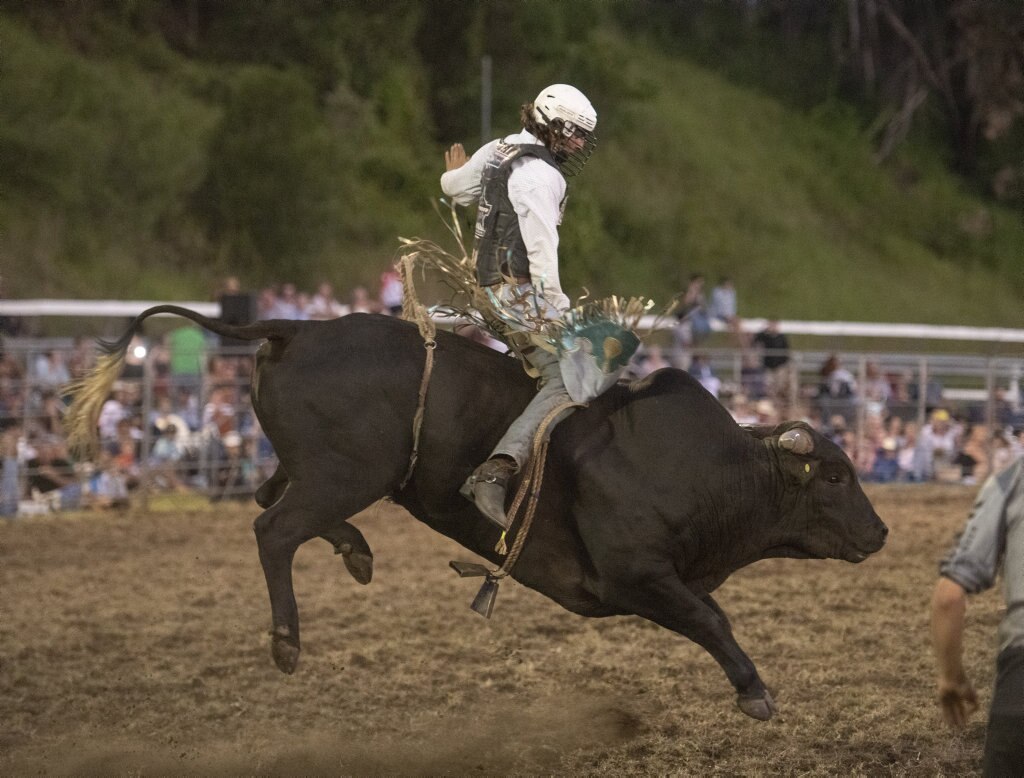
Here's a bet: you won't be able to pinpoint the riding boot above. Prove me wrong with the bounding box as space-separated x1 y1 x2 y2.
460 456 518 530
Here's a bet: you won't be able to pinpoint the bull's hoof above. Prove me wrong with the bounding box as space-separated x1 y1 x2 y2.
737 690 777 721
337 544 373 585
270 626 300 674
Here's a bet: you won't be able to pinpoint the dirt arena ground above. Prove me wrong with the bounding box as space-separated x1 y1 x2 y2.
1 483 1001 776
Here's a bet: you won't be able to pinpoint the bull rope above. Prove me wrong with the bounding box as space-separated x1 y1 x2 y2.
492 398 584 561
397 253 437 490
456 397 584 618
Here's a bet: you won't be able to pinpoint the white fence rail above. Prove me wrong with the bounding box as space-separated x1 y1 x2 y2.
3 298 1024 343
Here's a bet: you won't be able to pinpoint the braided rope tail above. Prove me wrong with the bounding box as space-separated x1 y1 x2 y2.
397 252 438 490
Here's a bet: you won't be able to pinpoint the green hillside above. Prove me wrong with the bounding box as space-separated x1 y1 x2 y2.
1 4 1021 326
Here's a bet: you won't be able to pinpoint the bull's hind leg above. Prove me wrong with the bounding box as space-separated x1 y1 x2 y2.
320 523 373 585
255 464 288 508
253 485 379 674
255 466 373 584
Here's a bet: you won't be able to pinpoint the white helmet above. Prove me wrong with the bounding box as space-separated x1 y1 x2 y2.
532 84 597 176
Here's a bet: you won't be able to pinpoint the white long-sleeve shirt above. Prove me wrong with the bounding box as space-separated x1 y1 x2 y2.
441 131 570 312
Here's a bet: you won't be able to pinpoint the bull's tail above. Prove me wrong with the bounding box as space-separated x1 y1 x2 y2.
63 304 298 460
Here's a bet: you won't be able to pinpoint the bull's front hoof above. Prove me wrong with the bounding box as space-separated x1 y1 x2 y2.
737 690 777 721
338 545 373 585
270 626 300 674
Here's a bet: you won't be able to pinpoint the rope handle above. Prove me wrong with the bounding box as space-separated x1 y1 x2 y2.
493 399 585 570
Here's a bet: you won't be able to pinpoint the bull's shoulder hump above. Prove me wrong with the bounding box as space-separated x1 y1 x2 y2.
624 367 706 398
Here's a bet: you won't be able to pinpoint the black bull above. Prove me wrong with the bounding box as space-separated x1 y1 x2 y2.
66 306 887 721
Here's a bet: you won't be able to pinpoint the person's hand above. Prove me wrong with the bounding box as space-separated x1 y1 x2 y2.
937 675 978 728
444 143 467 171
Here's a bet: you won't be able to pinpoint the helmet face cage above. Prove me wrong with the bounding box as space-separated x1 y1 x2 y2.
549 119 597 177
532 84 597 177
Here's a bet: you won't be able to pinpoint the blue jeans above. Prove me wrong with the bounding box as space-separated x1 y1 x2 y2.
491 347 575 469
1 458 19 517
486 282 575 469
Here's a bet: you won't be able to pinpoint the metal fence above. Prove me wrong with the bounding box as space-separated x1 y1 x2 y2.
2 333 1022 516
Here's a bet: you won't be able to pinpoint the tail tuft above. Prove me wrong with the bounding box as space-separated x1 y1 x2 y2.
62 351 127 460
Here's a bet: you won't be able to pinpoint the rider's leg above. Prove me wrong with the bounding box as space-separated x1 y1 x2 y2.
462 348 576 528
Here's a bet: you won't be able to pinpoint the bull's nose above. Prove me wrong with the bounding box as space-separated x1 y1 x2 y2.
874 516 889 548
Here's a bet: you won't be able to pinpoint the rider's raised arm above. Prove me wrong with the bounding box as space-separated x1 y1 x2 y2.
441 139 500 206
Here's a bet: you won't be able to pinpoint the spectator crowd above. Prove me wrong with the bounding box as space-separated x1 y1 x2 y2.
0 275 403 517
2 272 1024 518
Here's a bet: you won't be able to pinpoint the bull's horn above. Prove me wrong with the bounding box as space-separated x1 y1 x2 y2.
778 428 814 455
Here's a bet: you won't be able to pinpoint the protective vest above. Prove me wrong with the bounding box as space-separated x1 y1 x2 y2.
473 143 561 287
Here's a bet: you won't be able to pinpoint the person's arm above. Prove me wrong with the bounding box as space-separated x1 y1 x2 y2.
931 576 978 727
931 463 1014 724
440 140 497 206
509 163 570 314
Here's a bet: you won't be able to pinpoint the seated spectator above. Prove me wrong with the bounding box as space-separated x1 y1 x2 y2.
729 394 758 425
1 426 21 517
348 285 382 315
379 266 405 316
824 414 848 447
149 423 188 491
739 349 767 400
898 421 919 480
991 429 1018 474
149 396 191 443
211 430 250 502
953 423 992 485
307 281 349 320
632 344 670 378
66 335 97 381
25 435 81 511
913 408 960 481
203 384 238 440
818 354 858 400
867 436 902 483
817 354 858 429
862 361 892 417
87 448 131 509
267 282 307 320
754 399 779 426
688 353 721 398
109 431 141 492
35 391 64 437
31 350 70 392
886 415 906 447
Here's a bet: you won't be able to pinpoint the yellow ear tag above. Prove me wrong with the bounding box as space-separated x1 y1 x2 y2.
804 464 810 473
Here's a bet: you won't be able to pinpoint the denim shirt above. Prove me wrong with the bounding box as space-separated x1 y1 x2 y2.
940 457 1024 652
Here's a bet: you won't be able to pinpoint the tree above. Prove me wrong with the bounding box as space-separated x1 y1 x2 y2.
199 66 338 281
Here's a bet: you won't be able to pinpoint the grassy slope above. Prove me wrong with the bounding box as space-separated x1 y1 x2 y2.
1 17 1020 327
574 41 1023 326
